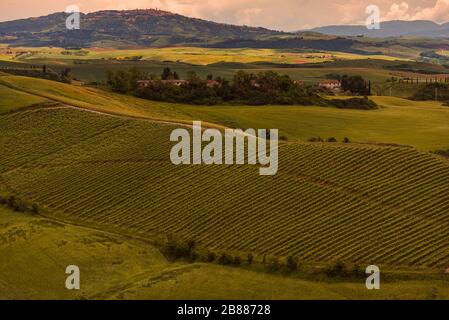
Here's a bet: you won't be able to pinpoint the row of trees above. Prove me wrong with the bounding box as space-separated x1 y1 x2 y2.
0 65 73 83
106 68 328 105
158 235 367 279
0 194 39 214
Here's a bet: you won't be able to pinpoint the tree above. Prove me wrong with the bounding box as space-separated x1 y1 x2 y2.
59 68 73 83
161 67 173 80
286 255 298 271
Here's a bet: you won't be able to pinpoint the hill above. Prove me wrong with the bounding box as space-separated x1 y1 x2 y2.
1 76 449 271
1 75 449 299
1 75 449 151
2 204 448 299
0 9 284 48
311 20 449 38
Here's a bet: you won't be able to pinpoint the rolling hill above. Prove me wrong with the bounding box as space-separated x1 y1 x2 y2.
0 75 449 273
311 20 449 38
3 204 448 300
0 9 283 48
1 75 449 151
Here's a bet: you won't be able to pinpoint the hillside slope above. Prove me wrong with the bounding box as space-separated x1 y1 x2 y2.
311 20 449 38
2 75 449 151
3 204 448 299
1 104 448 270
0 10 283 47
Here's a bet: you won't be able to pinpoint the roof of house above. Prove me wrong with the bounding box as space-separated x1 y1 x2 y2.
319 80 341 85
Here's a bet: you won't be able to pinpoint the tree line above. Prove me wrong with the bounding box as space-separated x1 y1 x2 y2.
106 67 327 105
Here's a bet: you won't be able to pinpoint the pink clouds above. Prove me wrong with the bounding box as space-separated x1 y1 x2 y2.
383 0 449 22
0 0 448 30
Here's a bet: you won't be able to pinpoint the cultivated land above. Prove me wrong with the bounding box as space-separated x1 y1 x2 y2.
1 55 449 299
1 75 449 151
0 45 406 65
2 205 448 300
0 45 411 83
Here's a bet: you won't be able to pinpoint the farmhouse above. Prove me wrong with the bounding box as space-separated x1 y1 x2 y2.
206 79 221 88
318 79 342 90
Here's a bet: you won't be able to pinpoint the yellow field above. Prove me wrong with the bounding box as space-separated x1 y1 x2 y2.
0 45 408 65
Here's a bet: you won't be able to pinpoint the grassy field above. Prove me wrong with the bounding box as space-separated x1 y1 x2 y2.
0 45 406 65
181 96 449 151
1 75 448 151
2 205 448 300
0 44 412 84
0 85 48 114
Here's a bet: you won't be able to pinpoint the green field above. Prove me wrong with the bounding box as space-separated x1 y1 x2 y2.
0 45 406 65
0 44 412 84
1 71 449 299
2 205 448 300
0 85 48 114
1 75 449 151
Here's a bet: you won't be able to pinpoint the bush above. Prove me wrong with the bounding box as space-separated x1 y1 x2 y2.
205 251 216 262
217 253 234 265
1 195 39 214
329 97 378 110
162 236 197 262
286 255 298 271
324 260 364 278
267 257 281 272
247 253 254 265
234 256 242 266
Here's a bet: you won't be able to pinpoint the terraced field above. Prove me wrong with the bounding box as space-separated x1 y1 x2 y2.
1 105 448 270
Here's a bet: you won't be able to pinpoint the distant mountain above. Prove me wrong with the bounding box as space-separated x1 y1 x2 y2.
310 20 449 38
0 9 285 47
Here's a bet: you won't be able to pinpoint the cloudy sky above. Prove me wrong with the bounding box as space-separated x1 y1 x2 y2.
1 0 449 30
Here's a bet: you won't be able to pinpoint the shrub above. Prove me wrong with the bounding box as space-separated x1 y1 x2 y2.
329 97 378 110
267 257 281 272
247 253 254 265
234 256 242 266
286 255 298 271
1 195 39 215
217 253 234 265
205 251 216 262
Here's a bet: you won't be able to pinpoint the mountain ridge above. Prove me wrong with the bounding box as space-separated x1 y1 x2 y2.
0 9 285 47
310 20 449 38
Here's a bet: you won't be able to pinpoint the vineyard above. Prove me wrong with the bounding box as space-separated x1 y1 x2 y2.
1 105 449 270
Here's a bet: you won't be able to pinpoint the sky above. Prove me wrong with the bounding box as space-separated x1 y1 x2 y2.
1 0 448 30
